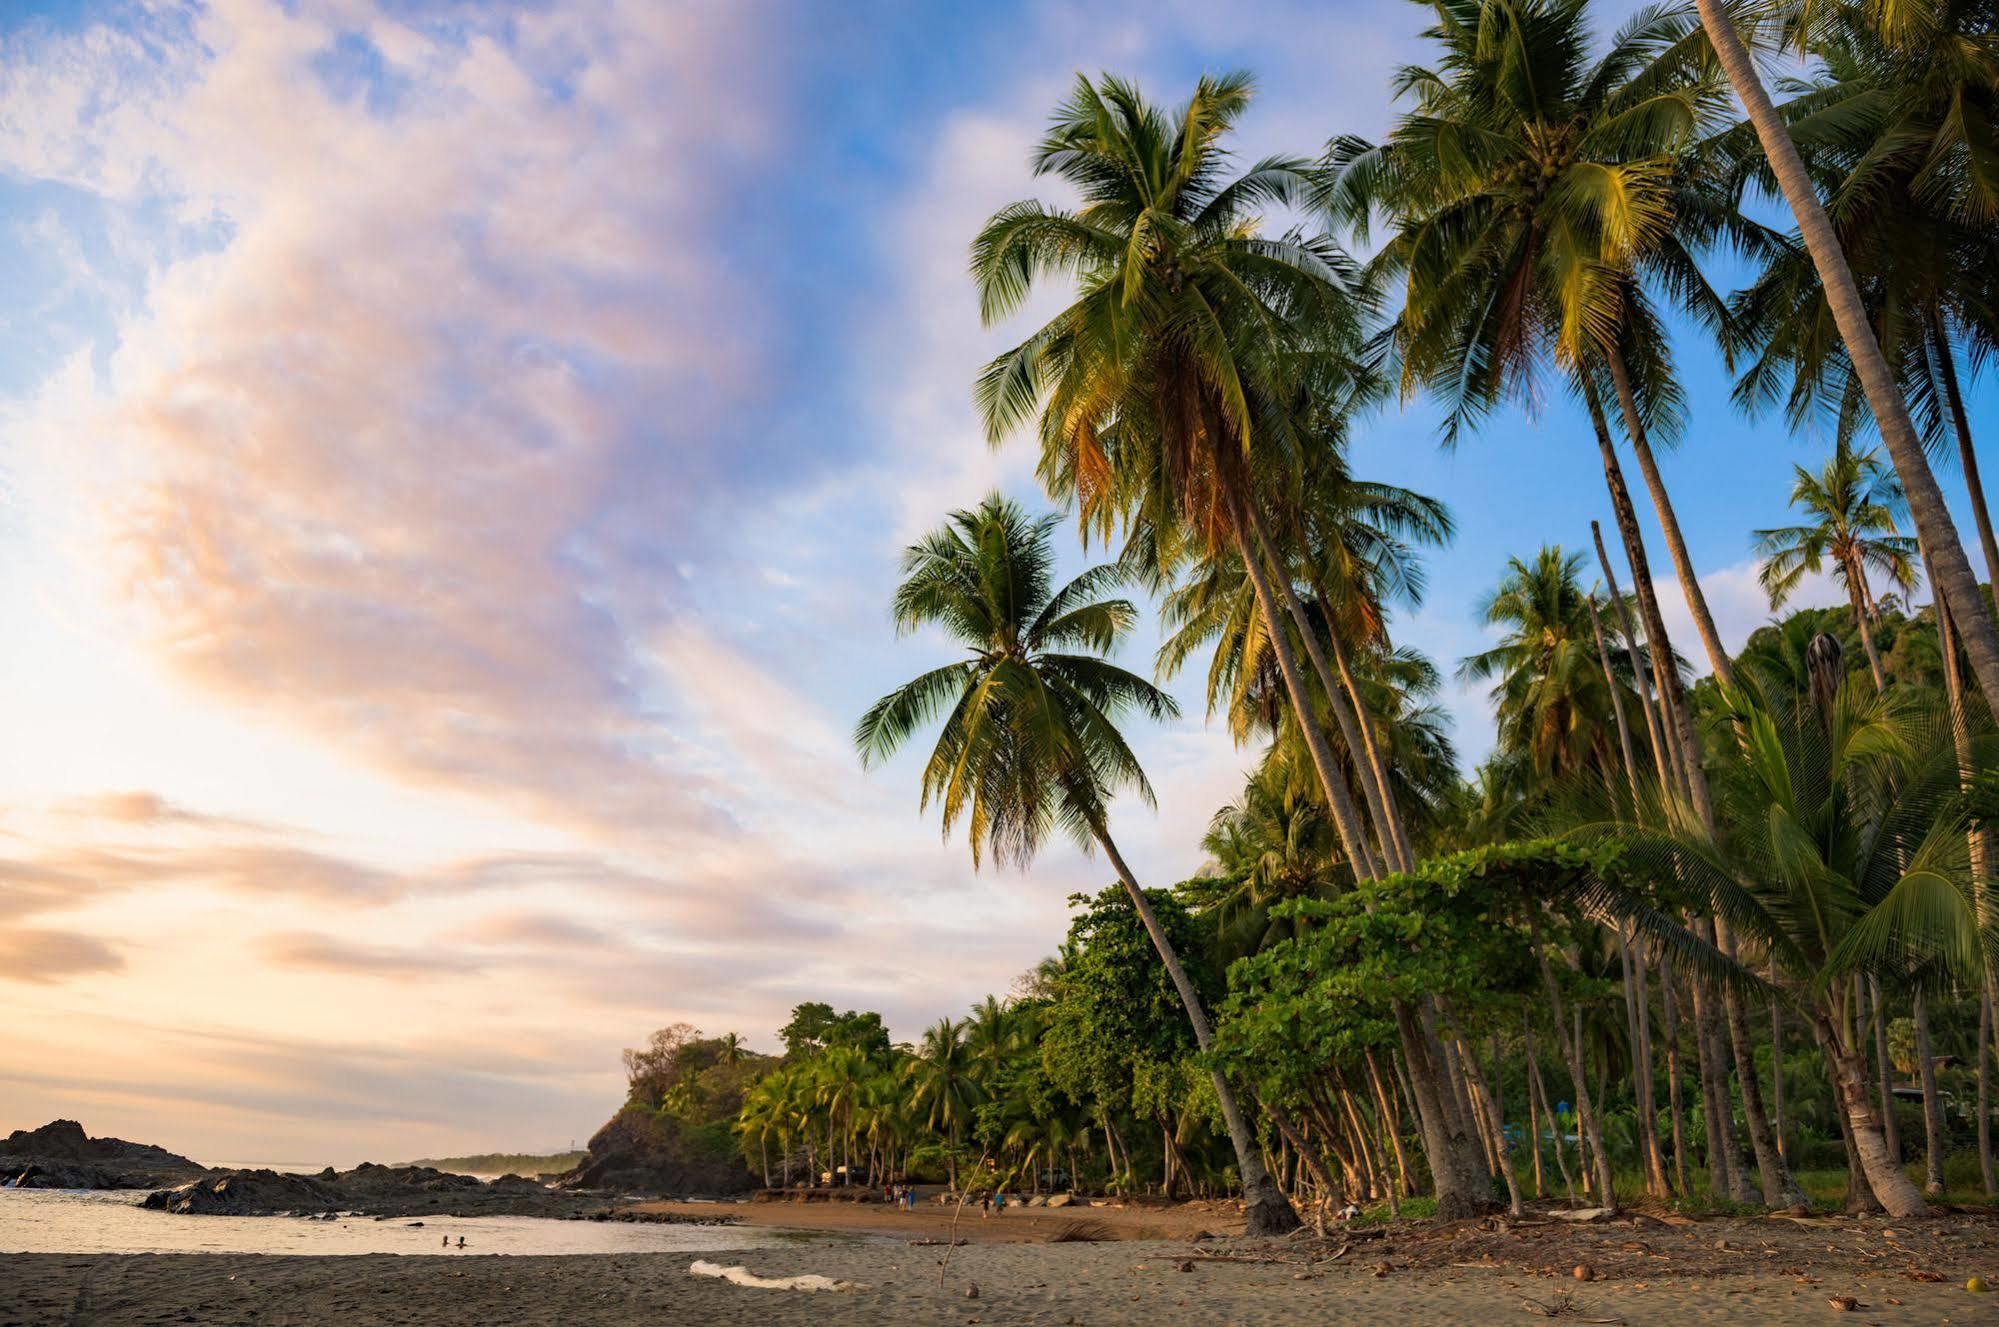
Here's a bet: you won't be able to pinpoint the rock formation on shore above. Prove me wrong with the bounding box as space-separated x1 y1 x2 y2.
2 1120 210 1190
552 1105 757 1196
143 1163 601 1218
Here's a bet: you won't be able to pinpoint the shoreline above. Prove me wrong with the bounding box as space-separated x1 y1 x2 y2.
2 1234 1991 1327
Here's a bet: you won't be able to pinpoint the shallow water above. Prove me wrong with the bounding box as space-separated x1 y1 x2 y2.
0 1189 793 1256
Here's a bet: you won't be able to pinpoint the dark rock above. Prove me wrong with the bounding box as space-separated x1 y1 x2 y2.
2 1121 208 1190
551 1105 755 1197
142 1162 600 1219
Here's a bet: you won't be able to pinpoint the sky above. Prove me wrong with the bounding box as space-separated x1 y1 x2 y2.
0 0 1991 1166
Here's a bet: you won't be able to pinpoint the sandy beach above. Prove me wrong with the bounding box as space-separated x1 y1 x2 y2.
6 1211 1996 1326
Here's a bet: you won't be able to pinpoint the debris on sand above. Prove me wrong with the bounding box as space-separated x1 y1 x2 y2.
686 1260 868 1292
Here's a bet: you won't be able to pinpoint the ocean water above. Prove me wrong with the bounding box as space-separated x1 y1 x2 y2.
0 1189 795 1256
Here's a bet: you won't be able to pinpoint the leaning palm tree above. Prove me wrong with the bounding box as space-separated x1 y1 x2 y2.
1691 0 1999 708
1753 439 1920 689
1726 0 1999 605
970 73 1495 1219
854 493 1298 1233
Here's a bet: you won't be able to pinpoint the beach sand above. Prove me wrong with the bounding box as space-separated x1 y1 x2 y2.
5 1212 1996 1327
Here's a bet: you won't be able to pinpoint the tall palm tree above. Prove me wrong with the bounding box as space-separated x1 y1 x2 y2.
1327 0 1800 1204
903 1018 982 1190
971 71 1493 1219
971 71 1397 898
1753 439 1920 689
854 493 1299 1233
1691 0 1999 709
1325 0 1756 690
1459 546 1651 781
1726 0 1999 607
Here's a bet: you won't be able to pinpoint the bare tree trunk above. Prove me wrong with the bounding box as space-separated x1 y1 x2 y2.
1817 1011 1931 1217
1536 927 1617 1211
1590 593 1643 807
1870 976 1902 1163
1692 0 1999 714
1094 826 1298 1234
1247 509 1408 872
1605 350 1740 690
1914 989 1947 1197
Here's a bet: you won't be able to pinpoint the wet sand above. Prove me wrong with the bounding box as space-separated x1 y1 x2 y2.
626 1192 1237 1243
4 1216 1996 1327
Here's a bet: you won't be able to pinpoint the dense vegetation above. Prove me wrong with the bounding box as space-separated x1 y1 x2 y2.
400 1151 585 1177
617 0 1999 1232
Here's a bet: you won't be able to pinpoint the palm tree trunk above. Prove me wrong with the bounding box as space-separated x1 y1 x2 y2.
1717 930 1807 1206
1090 824 1298 1234
1930 308 1999 608
1583 382 1711 823
1364 1049 1412 1200
1693 0 1999 715
1442 1005 1524 1216
1527 1024 1578 1205
1589 593 1643 806
1770 962 1787 1163
1869 976 1903 1162
1846 557 1887 691
1660 960 1690 1195
1244 507 1408 872
1228 500 1382 883
1310 565 1418 871
1982 976 1997 1198
1914 988 1947 1196
1816 1010 1930 1217
1534 925 1617 1212
1605 350 1740 690
1592 520 1668 777
1230 493 1499 1218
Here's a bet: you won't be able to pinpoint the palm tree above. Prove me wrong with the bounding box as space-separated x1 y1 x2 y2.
971 71 1397 899
854 493 1299 1233
1726 0 1999 607
1326 0 1800 1203
1606 683 1996 1217
1690 0 1999 710
1325 0 1760 690
1190 754 1341 955
1459 546 1652 781
903 1018 982 1190
1753 439 1920 689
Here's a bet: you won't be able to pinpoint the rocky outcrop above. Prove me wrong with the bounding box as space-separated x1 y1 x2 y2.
553 1105 756 1197
2 1120 209 1190
145 1169 338 1215
143 1162 606 1218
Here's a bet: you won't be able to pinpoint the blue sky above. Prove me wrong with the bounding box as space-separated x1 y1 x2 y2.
0 0 1991 1162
